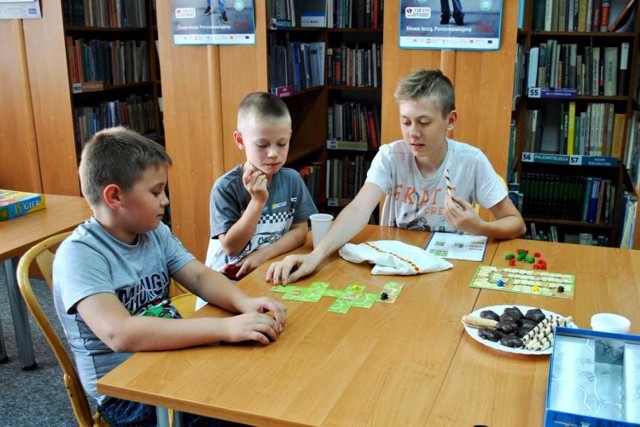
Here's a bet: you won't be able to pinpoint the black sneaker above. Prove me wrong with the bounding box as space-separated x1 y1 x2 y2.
221 11 228 23
204 6 212 15
454 17 464 26
440 17 450 24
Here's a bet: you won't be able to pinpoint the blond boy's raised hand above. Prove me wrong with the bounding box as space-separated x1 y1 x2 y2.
242 163 268 204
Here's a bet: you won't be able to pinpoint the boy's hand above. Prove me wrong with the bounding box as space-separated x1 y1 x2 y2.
237 296 286 333
221 311 281 345
243 163 268 204
235 251 266 279
443 195 482 233
265 253 322 285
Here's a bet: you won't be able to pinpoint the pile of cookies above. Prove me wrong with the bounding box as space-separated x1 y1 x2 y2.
462 306 572 351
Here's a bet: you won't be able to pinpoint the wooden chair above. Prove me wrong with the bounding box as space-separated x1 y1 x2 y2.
16 231 108 427
17 231 197 426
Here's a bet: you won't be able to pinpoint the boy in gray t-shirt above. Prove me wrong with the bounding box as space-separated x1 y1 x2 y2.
203 92 317 286
53 126 286 426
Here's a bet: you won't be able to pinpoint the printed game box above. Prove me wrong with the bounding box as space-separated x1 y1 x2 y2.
0 190 46 221
545 327 640 426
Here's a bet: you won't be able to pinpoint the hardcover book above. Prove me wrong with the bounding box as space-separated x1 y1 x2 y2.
0 190 46 221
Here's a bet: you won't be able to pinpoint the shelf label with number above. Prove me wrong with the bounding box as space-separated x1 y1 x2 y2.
526 88 577 99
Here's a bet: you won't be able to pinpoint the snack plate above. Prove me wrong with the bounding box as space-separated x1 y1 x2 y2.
463 304 577 355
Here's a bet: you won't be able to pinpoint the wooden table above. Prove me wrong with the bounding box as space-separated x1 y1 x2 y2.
0 194 91 368
97 232 640 426
98 226 499 426
427 239 640 426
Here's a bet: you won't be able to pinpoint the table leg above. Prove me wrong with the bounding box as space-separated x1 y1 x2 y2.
156 406 181 427
4 258 36 369
0 316 8 363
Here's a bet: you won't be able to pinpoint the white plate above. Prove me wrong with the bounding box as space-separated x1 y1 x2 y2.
463 304 577 355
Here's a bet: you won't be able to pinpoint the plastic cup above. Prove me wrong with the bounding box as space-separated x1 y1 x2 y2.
310 213 333 249
591 313 631 333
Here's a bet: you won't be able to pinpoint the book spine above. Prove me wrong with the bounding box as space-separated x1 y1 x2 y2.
587 177 601 222
599 0 611 31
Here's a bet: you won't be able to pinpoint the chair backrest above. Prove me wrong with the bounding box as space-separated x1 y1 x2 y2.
16 231 105 427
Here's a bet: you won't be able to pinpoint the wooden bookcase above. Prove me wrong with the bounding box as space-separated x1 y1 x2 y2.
266 1 383 218
512 0 640 247
61 0 164 157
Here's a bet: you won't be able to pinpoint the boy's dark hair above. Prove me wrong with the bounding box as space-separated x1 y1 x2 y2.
237 92 291 129
394 69 456 118
79 126 172 206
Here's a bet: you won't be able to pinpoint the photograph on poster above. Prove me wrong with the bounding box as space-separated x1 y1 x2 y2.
172 0 255 45
399 0 503 51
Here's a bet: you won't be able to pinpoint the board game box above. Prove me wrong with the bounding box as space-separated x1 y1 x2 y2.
0 190 46 221
545 327 640 426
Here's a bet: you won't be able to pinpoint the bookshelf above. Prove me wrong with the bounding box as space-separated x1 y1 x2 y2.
512 0 640 247
61 0 164 157
266 0 383 218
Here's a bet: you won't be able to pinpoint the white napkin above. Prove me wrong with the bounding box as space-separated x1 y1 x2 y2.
338 240 453 275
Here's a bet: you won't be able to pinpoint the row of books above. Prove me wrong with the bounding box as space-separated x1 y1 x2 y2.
327 101 380 150
520 172 617 224
623 110 640 189
268 33 325 92
532 0 637 33
523 102 626 157
267 0 384 29
526 223 610 245
526 41 629 96
73 94 155 146
63 0 147 28
327 43 382 88
325 155 370 200
65 37 150 87
267 0 298 27
326 0 384 29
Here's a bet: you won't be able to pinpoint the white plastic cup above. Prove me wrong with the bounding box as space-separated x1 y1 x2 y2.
310 213 333 249
591 313 631 334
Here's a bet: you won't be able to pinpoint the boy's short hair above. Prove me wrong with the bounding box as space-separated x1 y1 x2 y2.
394 69 456 118
79 126 172 206
237 92 291 130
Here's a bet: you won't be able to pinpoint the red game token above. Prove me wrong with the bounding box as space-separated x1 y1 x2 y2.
534 252 541 257
508 259 516 266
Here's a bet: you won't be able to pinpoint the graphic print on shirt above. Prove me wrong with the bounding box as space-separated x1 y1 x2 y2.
116 270 170 315
233 197 296 261
392 183 450 231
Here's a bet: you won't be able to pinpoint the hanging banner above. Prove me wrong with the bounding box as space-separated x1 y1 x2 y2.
399 0 503 51
172 0 255 45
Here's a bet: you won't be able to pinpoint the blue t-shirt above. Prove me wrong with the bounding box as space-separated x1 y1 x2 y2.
208 165 318 270
53 218 195 405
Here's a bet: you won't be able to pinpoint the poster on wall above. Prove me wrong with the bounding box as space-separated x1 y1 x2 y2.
172 0 255 45
399 0 503 51
0 0 41 19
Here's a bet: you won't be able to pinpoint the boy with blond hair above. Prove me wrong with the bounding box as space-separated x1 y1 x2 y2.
267 69 525 284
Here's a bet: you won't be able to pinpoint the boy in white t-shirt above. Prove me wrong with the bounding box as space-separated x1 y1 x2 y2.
266 68 526 284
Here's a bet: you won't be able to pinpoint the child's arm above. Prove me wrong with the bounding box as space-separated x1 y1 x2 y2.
219 165 268 256
444 195 526 239
266 182 383 284
76 260 286 352
234 221 308 279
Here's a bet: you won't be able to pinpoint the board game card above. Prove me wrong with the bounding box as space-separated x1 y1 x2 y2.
379 282 404 303
350 293 379 308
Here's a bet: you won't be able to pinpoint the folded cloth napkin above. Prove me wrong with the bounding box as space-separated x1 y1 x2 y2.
338 240 453 275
